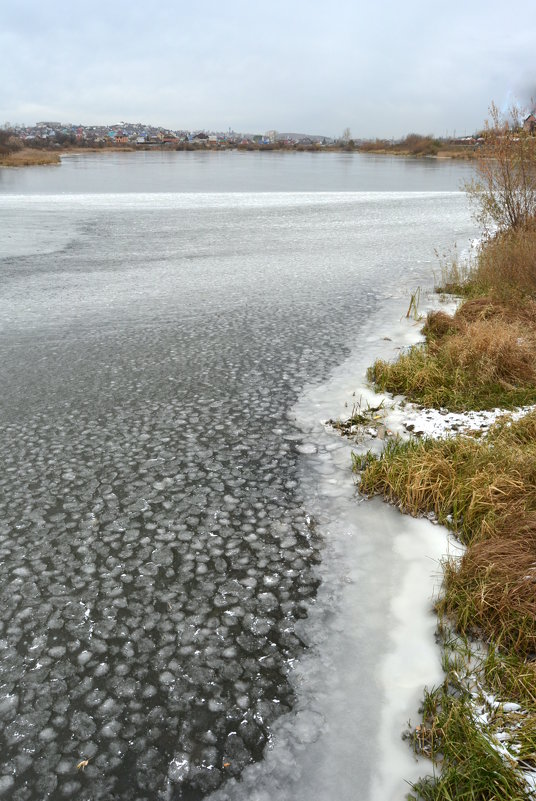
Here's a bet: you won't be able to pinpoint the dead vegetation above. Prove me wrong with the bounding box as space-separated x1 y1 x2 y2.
326 399 386 439
358 134 475 159
0 148 61 167
369 269 536 411
359 411 536 542
441 514 536 655
359 410 536 652
474 225 536 299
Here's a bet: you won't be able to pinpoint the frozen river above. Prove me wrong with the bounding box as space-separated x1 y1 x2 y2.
0 151 476 800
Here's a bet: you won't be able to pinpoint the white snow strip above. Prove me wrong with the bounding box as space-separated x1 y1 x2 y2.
388 402 536 441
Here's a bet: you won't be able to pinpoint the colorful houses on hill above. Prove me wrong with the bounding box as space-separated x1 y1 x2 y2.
8 121 334 149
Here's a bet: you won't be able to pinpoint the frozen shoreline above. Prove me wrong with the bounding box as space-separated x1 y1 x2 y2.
208 293 456 801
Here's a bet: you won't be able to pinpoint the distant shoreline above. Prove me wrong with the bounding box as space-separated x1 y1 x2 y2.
0 142 476 168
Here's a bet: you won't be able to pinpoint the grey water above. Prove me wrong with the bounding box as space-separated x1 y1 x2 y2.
0 152 475 800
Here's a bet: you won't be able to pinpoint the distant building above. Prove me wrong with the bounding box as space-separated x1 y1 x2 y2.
523 113 536 134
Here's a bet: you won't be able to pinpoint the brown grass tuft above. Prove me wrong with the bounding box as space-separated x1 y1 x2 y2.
455 296 507 323
370 312 536 409
441 514 536 655
440 317 536 388
474 226 536 299
422 310 457 340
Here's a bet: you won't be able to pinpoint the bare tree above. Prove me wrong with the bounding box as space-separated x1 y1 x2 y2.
466 102 536 232
0 129 22 155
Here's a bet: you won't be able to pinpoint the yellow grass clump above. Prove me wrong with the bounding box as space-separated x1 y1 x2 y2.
359 410 536 544
370 292 536 410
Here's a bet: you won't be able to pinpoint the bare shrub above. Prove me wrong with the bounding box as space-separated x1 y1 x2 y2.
402 133 440 156
466 103 536 232
0 130 23 156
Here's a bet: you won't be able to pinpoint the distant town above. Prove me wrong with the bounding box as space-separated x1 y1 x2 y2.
3 121 337 148
3 108 536 165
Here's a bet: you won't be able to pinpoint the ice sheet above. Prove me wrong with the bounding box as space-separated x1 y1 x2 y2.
208 295 457 801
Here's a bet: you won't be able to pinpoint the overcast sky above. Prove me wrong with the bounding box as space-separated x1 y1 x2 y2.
2 0 535 137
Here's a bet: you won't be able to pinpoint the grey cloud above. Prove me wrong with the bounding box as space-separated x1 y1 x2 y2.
2 0 536 136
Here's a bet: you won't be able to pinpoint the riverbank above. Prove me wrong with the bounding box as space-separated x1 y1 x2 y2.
356 134 476 159
0 146 138 167
349 227 536 798
357 147 475 160
355 147 477 161
0 142 357 168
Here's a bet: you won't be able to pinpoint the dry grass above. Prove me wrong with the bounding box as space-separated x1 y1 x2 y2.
441 318 536 386
474 227 536 299
0 149 61 167
421 229 536 406
427 297 536 333
359 410 536 546
370 294 536 410
441 514 536 655
436 227 536 301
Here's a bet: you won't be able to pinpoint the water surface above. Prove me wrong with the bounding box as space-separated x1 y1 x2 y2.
0 149 473 194
0 152 476 800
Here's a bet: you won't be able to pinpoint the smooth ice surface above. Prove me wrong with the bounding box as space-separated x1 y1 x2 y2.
0 152 477 800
